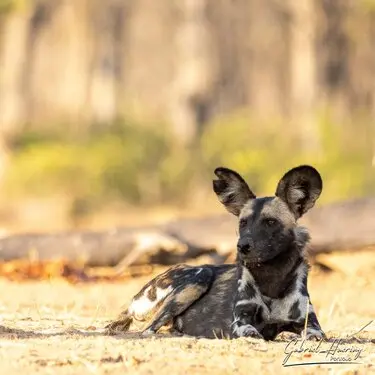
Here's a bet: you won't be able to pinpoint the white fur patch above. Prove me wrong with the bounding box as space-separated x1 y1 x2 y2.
236 267 270 320
219 187 239 206
290 187 305 202
129 285 173 320
269 264 308 321
238 267 254 292
235 299 254 306
239 202 253 219
175 316 183 330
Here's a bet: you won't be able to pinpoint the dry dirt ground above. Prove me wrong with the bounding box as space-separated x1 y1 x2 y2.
0 251 374 375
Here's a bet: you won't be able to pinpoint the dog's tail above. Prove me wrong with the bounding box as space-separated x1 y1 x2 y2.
105 310 133 334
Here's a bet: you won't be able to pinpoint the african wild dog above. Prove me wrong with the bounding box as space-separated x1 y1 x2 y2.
106 165 325 340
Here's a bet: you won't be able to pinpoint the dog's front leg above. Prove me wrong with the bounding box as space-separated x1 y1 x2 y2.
277 298 325 341
304 302 326 340
231 266 266 339
289 267 326 340
274 265 326 341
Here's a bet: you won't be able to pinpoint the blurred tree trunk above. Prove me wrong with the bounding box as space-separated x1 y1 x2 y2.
88 1 124 126
0 0 375 138
205 0 249 116
206 0 290 118
118 0 176 122
169 0 216 144
316 0 350 110
0 136 9 187
247 0 290 116
0 11 29 136
288 0 320 152
25 1 91 130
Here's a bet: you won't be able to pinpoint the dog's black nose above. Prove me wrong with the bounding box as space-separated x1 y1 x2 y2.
237 242 250 254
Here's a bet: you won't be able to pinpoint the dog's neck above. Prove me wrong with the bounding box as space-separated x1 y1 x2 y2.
236 236 309 298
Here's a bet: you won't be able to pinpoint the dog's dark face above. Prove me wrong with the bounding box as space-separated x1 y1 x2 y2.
213 165 322 264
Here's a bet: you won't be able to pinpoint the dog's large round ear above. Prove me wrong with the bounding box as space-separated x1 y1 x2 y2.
275 165 322 219
213 167 256 216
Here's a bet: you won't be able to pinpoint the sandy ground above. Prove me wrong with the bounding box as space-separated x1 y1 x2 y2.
0 253 374 375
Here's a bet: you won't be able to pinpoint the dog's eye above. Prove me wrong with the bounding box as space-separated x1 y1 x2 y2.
265 218 277 227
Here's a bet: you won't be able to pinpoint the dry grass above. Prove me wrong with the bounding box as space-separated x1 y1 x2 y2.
0 252 374 375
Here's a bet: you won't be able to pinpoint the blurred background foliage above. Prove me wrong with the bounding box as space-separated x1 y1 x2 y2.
0 0 374 230
4 110 374 220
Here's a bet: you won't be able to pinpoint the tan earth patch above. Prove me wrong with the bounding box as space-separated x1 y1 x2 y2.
0 254 374 375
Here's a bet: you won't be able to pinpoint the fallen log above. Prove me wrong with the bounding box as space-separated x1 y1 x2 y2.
300 197 375 254
0 227 212 267
165 197 375 256
0 197 374 267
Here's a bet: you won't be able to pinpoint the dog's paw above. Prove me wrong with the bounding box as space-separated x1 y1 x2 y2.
233 324 263 339
276 332 300 341
141 328 156 337
304 329 326 341
105 320 130 334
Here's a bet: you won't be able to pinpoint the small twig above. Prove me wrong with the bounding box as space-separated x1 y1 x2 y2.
348 320 373 338
302 298 309 340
